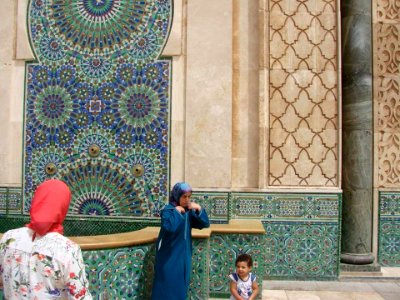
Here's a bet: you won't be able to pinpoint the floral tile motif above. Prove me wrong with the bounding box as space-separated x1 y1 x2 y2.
379 193 400 266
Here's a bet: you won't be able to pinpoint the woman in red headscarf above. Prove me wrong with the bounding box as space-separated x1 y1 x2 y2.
0 179 92 299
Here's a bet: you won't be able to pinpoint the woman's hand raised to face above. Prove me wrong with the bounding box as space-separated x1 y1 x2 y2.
175 206 186 213
188 202 201 212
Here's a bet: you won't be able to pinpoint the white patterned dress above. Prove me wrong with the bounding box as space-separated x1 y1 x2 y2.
0 227 92 299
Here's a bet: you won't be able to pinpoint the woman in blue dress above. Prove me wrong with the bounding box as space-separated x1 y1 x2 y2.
151 182 210 300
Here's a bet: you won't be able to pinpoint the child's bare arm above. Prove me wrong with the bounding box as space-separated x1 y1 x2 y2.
248 280 259 300
230 281 245 300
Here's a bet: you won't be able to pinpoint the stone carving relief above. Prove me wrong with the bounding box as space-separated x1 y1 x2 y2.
374 0 400 187
376 0 400 22
268 0 338 186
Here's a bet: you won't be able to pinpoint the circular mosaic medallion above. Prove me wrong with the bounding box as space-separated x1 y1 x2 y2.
34 86 72 128
48 0 150 54
61 158 143 216
79 56 112 80
114 74 168 137
28 147 68 188
27 66 80 134
74 127 116 156
128 31 160 61
39 35 67 62
284 226 334 276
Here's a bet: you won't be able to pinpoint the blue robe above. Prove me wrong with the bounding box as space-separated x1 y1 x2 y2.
151 204 210 300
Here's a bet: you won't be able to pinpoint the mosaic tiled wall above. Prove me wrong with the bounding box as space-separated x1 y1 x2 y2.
188 238 210 300
80 236 252 299
83 244 156 299
209 233 265 299
266 0 339 186
0 187 22 213
374 0 400 187
191 192 229 223
373 0 400 268
230 193 341 279
378 193 400 266
24 0 172 218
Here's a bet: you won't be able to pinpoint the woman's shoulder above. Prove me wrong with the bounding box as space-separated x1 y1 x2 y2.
37 233 81 254
1 227 33 247
161 203 177 212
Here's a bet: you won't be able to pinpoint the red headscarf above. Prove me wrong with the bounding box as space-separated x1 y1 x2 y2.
27 179 71 237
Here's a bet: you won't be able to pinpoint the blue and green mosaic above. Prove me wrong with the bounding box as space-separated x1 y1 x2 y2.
263 222 339 279
83 243 156 299
223 192 341 279
379 192 400 266
230 193 339 221
191 192 229 223
24 0 173 217
188 238 210 300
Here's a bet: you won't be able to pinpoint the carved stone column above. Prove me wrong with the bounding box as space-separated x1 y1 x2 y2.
341 0 374 265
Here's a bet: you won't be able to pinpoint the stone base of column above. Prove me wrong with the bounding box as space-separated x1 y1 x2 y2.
340 253 375 265
340 263 381 273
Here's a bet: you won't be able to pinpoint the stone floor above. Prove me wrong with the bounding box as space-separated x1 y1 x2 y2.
211 268 400 300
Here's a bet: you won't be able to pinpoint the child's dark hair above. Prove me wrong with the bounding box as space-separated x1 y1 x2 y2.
235 253 253 267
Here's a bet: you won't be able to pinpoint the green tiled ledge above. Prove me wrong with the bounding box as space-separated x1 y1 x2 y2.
0 215 160 236
1 189 342 281
1 220 264 299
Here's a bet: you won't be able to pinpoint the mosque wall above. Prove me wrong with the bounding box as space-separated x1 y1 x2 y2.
373 0 400 266
0 0 398 289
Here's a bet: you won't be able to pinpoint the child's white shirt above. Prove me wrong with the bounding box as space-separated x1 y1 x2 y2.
229 272 256 300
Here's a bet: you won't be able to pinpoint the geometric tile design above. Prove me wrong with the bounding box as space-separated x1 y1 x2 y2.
188 238 210 300
379 219 400 266
1 190 342 282
229 192 341 279
209 233 265 299
83 244 156 299
78 232 264 299
191 192 229 223
264 221 339 279
230 193 340 221
0 187 22 212
379 193 400 266
268 0 339 186
380 193 400 216
24 1 172 217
